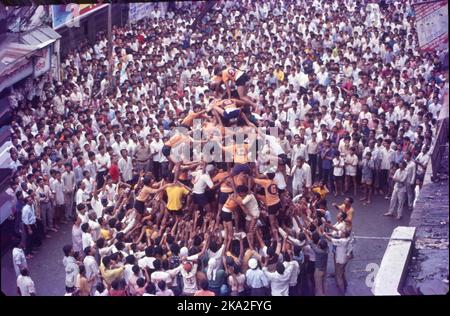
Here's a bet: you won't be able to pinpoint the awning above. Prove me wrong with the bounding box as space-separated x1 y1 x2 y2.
19 25 61 46
0 26 61 93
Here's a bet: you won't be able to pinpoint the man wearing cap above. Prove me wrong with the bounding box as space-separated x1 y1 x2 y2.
245 258 269 296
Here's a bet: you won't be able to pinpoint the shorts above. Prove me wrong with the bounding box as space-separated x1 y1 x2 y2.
278 188 286 195
361 176 373 185
220 210 233 223
235 72 250 87
223 108 241 121
345 168 356 177
333 175 343 181
134 200 146 214
219 191 231 205
231 163 251 176
206 189 215 203
192 193 209 208
245 208 260 221
267 202 281 215
168 209 184 216
162 145 171 157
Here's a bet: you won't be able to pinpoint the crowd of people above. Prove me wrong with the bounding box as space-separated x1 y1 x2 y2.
7 0 448 296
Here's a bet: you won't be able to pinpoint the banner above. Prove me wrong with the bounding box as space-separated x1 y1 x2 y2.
52 4 108 30
414 0 448 52
34 46 52 78
129 2 158 23
0 58 33 93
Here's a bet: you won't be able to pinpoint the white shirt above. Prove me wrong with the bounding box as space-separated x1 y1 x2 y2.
83 255 100 282
138 257 156 270
96 153 111 172
75 188 89 205
191 170 214 194
118 156 133 182
405 160 416 185
82 232 95 250
332 157 345 176
291 163 312 189
17 275 36 296
274 171 287 190
150 139 164 162
330 237 350 264
285 260 300 287
291 144 308 164
12 248 27 277
242 194 260 219
262 262 294 296
380 147 393 170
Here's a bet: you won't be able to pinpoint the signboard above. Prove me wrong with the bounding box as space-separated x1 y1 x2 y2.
0 58 33 93
414 0 448 51
129 2 158 23
34 46 52 78
52 4 108 30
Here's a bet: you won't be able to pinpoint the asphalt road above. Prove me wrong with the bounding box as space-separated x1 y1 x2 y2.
1 192 411 296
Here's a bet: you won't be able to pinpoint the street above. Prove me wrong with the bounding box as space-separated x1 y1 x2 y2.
1 193 411 296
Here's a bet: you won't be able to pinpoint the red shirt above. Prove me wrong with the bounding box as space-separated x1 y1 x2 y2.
109 289 126 296
109 164 120 183
194 290 215 296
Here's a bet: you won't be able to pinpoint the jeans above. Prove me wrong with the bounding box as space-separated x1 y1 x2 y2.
335 262 347 295
308 154 318 183
406 184 415 209
40 202 54 231
24 224 38 255
322 168 332 188
388 188 406 217
153 161 161 181
64 191 74 221
314 268 326 296
160 162 169 180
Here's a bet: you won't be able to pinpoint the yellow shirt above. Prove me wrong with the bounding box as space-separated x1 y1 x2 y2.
275 70 285 82
312 186 328 199
339 203 354 224
100 228 111 240
100 264 124 287
166 185 190 211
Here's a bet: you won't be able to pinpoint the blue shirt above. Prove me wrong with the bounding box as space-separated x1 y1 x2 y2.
245 268 269 289
321 148 333 169
21 204 36 226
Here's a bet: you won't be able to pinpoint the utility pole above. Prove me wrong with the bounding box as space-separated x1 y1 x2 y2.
107 3 113 91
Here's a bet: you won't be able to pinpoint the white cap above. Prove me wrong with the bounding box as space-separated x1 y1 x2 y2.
180 247 189 257
248 258 258 270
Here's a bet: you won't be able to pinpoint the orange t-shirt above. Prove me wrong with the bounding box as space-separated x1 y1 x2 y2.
254 178 280 206
212 171 233 193
223 195 241 212
210 75 222 85
221 68 243 84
